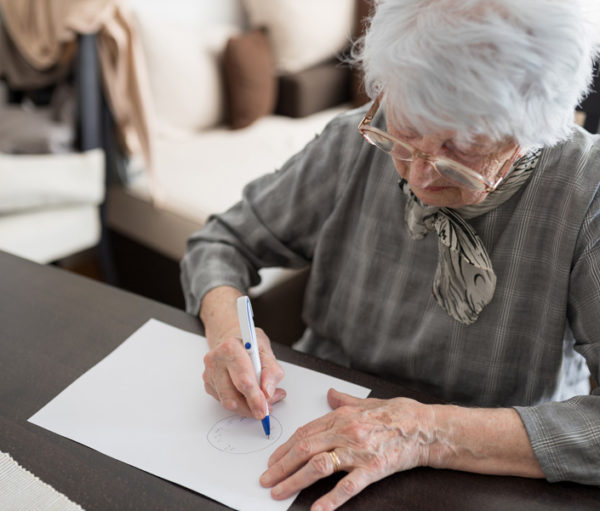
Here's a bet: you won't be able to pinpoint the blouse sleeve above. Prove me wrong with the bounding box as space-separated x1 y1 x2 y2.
514 186 600 486
180 110 364 316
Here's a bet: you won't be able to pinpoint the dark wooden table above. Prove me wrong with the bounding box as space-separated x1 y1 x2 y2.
1 250 599 510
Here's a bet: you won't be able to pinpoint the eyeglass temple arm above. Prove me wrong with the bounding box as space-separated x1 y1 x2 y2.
359 93 384 129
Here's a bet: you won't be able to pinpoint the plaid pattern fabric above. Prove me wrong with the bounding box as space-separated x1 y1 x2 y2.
397 148 540 324
181 105 600 485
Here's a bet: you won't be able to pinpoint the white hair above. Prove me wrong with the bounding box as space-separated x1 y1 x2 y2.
357 0 600 148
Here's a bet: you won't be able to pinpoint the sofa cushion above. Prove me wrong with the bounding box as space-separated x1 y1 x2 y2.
224 29 277 129
137 107 348 226
241 0 356 74
135 12 238 133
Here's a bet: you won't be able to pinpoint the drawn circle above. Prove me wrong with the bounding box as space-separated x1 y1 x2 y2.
207 415 283 454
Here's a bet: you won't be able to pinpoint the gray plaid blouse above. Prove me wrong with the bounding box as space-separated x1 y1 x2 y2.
181 105 600 485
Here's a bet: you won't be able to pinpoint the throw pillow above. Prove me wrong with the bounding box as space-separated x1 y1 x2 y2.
223 29 277 129
134 12 238 133
241 0 356 74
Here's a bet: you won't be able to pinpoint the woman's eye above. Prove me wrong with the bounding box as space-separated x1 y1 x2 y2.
446 143 479 161
455 149 474 160
443 142 464 157
390 125 419 139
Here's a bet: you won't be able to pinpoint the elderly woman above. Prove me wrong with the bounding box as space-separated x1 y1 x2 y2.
181 0 600 508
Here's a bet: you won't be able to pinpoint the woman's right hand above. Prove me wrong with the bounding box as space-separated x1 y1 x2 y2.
203 326 286 418
200 287 286 419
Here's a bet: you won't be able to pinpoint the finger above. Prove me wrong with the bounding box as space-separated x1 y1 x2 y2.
256 329 285 398
268 412 337 467
204 374 252 415
205 343 255 416
215 370 286 419
203 369 240 410
264 450 341 500
268 387 287 407
209 336 267 419
214 372 254 417
228 358 270 419
204 381 218 400
327 388 380 410
261 430 337 487
211 367 254 415
311 468 373 511
203 341 250 413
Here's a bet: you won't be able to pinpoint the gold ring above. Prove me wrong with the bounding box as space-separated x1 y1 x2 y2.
328 450 341 472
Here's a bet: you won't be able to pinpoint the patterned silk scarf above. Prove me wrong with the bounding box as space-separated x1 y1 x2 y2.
399 149 541 324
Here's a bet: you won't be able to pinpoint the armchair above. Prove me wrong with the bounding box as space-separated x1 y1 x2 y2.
0 34 110 276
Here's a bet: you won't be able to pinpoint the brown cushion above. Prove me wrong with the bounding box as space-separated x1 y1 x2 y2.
223 29 277 129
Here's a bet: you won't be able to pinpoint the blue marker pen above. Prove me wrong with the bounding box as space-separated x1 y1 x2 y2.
236 296 270 438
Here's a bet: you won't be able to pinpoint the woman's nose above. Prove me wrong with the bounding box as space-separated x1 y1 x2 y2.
407 156 441 187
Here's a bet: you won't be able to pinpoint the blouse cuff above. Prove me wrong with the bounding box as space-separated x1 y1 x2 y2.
514 395 600 486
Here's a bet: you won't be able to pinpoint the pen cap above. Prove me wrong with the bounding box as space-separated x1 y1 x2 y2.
236 296 262 381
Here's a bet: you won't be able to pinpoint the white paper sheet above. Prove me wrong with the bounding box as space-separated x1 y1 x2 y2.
29 319 370 511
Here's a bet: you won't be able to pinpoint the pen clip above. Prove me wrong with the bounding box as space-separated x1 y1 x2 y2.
245 298 256 346
236 296 256 349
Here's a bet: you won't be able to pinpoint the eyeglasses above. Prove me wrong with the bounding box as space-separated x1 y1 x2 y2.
357 93 520 192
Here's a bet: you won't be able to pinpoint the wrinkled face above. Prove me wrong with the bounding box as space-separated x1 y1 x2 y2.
386 116 518 209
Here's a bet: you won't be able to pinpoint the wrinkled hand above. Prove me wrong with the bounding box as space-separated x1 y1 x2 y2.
203 327 286 419
260 388 435 511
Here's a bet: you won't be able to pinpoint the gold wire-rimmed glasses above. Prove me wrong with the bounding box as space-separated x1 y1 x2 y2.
358 93 520 192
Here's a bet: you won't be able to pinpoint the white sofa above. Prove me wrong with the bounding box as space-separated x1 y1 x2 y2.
106 0 368 300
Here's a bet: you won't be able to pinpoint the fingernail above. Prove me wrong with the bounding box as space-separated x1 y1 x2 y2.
272 485 282 497
225 400 237 411
260 473 270 485
313 505 322 511
255 409 264 420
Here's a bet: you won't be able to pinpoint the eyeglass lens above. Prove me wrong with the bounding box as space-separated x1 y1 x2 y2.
362 128 486 190
362 130 395 152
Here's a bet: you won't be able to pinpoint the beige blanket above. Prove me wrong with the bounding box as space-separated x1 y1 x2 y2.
0 0 153 169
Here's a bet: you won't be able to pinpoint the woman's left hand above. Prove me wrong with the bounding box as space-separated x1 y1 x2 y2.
259 388 435 511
